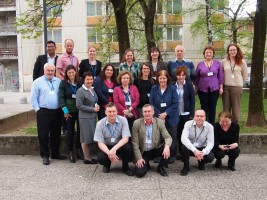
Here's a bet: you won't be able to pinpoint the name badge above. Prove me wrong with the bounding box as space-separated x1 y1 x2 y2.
147 93 150 97
108 89 114 93
207 72 213 77
160 103 167 107
49 91 55 95
111 138 115 143
152 77 156 80
231 74 235 79
125 101 131 106
72 94 76 98
146 139 152 144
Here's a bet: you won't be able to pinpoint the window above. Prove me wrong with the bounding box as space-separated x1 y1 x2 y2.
87 2 102 16
167 0 182 14
47 29 62 43
156 0 163 14
47 5 62 17
106 28 117 42
87 28 102 43
155 27 163 40
167 26 182 41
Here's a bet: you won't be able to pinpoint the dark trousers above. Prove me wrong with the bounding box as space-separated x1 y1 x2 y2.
127 117 135 134
181 144 214 168
66 112 81 151
213 147 240 165
177 115 190 154
37 108 62 158
198 89 219 125
61 111 67 131
97 143 132 169
135 145 170 177
166 126 178 157
98 107 106 120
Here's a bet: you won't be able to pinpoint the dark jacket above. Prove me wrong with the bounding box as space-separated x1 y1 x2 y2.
79 59 102 78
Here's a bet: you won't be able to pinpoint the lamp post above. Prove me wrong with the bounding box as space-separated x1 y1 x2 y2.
43 0 47 55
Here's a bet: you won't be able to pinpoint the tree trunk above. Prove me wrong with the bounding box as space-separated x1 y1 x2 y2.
205 0 213 45
139 0 157 55
246 0 267 126
110 0 130 61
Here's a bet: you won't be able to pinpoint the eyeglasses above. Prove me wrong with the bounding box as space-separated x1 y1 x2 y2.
47 46 55 49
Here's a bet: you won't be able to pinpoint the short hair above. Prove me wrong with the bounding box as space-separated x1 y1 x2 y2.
100 63 117 83
148 47 163 62
156 70 171 85
106 102 117 109
194 109 206 117
46 40 56 47
43 63 55 70
142 104 154 111
88 45 96 52
226 43 244 66
82 71 93 82
122 48 135 62
64 65 79 83
218 111 232 119
176 66 187 76
117 70 133 85
202 45 215 57
175 45 185 53
64 39 74 45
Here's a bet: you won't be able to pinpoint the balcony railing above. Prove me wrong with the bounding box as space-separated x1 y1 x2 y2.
0 0 16 7
0 48 18 58
0 24 16 34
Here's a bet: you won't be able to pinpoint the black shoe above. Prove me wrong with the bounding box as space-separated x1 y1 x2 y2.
122 167 134 176
68 151 75 163
83 159 98 164
77 149 84 160
102 166 110 173
228 165 236 171
157 166 168 176
215 159 222 168
154 157 161 163
168 157 175 164
43 157 50 165
180 168 189 176
198 163 205 170
51 154 67 160
62 129 68 135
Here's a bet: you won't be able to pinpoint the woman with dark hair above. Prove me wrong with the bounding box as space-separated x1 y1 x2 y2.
79 45 102 79
76 72 99 164
134 62 155 117
222 43 248 123
58 65 83 163
194 45 224 125
148 47 167 79
113 70 140 132
213 111 240 171
149 70 179 164
175 66 195 159
119 49 140 80
94 63 118 120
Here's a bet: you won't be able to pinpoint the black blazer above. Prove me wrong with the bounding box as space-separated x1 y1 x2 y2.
79 59 102 78
33 54 58 81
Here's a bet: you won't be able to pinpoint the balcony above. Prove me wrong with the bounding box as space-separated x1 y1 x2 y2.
0 24 16 36
0 0 16 11
0 48 18 61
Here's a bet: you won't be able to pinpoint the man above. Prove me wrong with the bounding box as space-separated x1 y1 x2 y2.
56 39 79 80
94 102 134 176
167 45 195 83
180 109 214 176
31 63 66 165
33 40 58 81
132 104 172 177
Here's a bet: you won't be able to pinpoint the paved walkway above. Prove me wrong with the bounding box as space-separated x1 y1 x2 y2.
0 154 266 200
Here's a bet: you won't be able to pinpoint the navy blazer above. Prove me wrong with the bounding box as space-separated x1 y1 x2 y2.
33 54 58 81
79 59 102 78
149 84 179 127
174 81 195 119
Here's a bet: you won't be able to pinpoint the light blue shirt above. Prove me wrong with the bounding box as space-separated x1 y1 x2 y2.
31 75 61 111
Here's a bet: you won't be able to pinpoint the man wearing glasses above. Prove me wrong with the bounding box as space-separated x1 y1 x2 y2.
33 40 58 81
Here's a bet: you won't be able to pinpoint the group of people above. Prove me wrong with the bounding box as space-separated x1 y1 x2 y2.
31 39 246 177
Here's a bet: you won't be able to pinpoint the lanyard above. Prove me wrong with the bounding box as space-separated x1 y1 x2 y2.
90 65 96 76
70 84 77 94
90 89 97 103
145 124 153 140
123 90 130 102
230 61 235 73
194 125 205 143
45 78 54 91
205 61 213 71
107 122 118 138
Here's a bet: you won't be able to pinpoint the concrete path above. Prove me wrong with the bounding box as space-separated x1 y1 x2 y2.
0 154 266 200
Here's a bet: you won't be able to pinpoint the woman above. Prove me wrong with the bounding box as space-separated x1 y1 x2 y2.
76 72 99 164
79 45 102 78
113 70 140 132
213 111 240 171
94 64 118 120
148 47 167 79
194 45 224 125
149 70 179 163
222 44 248 123
58 65 82 163
175 66 195 159
119 49 140 80
134 62 155 117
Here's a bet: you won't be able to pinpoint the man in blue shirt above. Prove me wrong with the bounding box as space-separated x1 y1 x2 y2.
31 63 66 165
167 45 195 83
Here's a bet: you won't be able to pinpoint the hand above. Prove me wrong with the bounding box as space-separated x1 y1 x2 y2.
193 150 203 160
219 145 229 151
123 109 130 116
229 143 238 149
64 113 72 121
158 113 167 120
108 148 119 163
94 106 100 112
162 145 170 159
136 159 145 168
194 86 198 95
219 88 223 95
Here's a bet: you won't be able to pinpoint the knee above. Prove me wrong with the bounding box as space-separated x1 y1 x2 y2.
228 147 240 159
121 142 132 153
213 149 225 159
205 152 214 163
97 151 108 165
135 166 147 178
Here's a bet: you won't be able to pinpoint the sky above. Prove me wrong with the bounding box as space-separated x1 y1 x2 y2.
229 0 257 17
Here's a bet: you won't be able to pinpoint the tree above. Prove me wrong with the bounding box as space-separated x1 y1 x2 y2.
246 0 267 126
205 0 213 45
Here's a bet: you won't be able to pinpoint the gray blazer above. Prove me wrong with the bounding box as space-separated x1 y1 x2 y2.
76 86 98 119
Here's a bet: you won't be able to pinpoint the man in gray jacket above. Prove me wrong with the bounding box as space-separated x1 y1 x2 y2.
180 109 214 176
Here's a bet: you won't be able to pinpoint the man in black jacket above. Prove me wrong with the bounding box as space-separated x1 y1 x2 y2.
33 40 58 81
